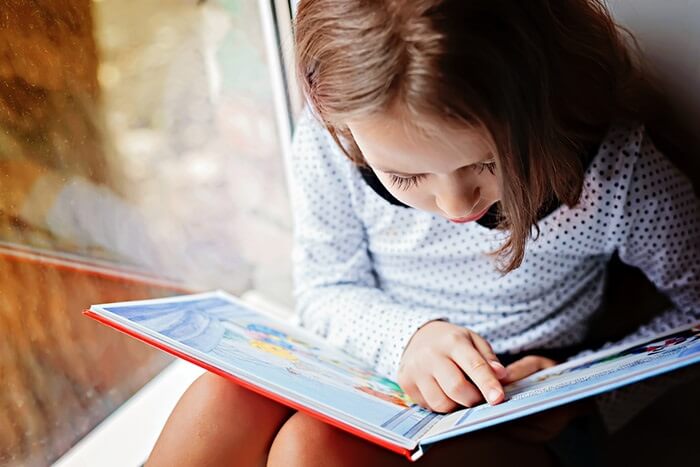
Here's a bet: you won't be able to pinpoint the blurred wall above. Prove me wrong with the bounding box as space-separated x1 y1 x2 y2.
608 0 700 150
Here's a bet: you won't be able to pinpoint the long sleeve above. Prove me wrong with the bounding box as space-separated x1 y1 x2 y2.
609 129 700 345
581 129 700 433
289 110 447 379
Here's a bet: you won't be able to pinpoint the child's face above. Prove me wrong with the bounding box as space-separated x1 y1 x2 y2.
348 109 501 223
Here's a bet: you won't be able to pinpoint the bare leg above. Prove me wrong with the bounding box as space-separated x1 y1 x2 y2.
146 373 294 467
267 411 559 467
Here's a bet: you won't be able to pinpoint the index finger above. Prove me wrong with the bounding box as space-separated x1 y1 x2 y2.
451 340 505 405
470 332 508 380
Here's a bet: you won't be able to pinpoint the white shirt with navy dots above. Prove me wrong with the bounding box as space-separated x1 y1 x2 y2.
289 108 700 382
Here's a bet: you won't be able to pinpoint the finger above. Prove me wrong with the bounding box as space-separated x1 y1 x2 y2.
410 391 430 410
470 333 508 380
433 358 483 408
400 380 428 409
416 377 459 413
502 356 556 384
451 341 505 405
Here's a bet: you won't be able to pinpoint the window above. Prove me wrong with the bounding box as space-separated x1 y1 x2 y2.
0 0 294 464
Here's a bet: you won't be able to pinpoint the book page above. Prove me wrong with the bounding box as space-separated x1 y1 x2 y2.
90 292 443 449
420 323 700 445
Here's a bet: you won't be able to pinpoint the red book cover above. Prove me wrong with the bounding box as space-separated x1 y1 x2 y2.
85 291 426 461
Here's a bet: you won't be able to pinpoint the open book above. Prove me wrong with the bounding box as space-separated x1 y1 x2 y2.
85 291 700 461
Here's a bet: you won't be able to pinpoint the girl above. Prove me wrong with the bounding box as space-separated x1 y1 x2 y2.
146 0 700 465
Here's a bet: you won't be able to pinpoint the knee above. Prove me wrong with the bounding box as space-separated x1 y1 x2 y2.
148 373 292 467
267 412 339 466
186 372 245 409
184 372 279 422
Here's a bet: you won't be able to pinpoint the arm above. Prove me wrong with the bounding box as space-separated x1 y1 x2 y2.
552 128 700 434
290 111 508 409
611 129 700 344
288 109 447 379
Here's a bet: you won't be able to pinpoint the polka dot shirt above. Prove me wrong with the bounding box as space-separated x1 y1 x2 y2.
289 109 700 381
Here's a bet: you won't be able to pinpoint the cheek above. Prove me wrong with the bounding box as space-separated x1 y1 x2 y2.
374 173 502 212
388 188 434 211
480 174 502 200
375 174 435 210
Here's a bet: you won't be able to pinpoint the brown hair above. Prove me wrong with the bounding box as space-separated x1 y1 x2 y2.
295 0 662 272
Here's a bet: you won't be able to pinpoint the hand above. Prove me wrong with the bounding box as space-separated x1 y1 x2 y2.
501 355 557 385
397 321 508 413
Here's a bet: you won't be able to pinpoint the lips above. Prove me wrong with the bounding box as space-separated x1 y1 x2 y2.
449 206 491 223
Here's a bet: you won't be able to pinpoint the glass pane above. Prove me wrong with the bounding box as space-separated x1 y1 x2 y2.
0 0 292 464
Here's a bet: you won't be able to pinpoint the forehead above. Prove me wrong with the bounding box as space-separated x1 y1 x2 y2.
347 110 493 174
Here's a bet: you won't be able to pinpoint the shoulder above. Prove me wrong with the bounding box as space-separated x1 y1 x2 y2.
582 122 698 235
291 108 357 172
593 121 692 179
613 123 694 204
291 109 350 178
289 108 368 208
588 122 643 179
576 123 684 223
584 122 687 200
291 108 335 167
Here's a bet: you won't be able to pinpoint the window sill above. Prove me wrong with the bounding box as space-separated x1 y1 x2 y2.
53 291 292 467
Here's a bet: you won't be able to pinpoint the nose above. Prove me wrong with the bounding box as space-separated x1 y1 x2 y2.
435 182 481 219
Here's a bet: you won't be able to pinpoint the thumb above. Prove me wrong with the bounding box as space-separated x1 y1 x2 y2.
502 356 557 385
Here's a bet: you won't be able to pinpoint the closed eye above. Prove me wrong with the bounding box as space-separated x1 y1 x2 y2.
473 160 497 175
388 173 427 191
386 159 495 190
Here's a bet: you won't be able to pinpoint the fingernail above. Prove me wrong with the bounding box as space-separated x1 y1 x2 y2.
490 360 505 370
488 388 502 403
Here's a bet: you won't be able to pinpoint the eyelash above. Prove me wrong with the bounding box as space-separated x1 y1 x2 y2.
388 174 427 190
388 161 497 191
475 160 498 175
